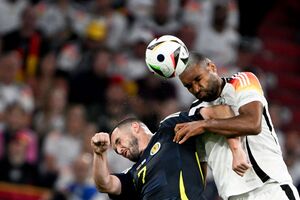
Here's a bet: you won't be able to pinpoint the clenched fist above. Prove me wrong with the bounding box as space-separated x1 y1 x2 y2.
91 132 110 155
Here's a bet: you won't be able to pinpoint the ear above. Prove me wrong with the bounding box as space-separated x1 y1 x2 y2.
131 122 140 135
207 62 217 73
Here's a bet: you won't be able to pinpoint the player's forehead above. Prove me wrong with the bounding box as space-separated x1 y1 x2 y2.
111 127 127 147
180 64 205 82
111 128 120 145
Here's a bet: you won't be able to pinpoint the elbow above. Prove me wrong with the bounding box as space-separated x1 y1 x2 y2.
250 127 261 135
96 186 109 193
248 121 261 135
95 181 110 193
94 177 111 193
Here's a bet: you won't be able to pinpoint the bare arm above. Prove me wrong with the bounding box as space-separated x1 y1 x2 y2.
199 104 241 149
91 133 122 195
174 101 263 144
202 101 263 136
200 105 251 176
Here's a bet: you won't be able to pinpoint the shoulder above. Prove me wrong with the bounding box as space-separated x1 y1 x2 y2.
159 112 182 128
227 72 263 93
159 111 203 129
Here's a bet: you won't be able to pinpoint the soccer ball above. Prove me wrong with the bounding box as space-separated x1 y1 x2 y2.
145 35 189 78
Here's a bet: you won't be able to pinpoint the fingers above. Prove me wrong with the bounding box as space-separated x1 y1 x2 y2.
173 124 187 143
233 166 246 176
92 132 110 144
173 123 196 144
91 132 110 154
235 163 250 171
242 162 252 170
233 163 252 177
174 123 184 132
174 129 191 144
234 168 246 177
178 134 190 144
174 122 203 144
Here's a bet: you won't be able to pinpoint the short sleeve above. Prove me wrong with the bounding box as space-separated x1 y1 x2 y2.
108 171 138 200
229 72 266 108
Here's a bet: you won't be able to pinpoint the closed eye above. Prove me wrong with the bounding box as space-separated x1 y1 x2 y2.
195 76 201 82
184 84 191 89
112 138 121 153
115 138 120 145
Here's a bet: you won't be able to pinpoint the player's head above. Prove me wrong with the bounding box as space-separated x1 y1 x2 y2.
110 118 152 162
179 52 223 101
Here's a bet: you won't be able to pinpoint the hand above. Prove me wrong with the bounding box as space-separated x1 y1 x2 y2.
91 132 110 155
231 147 252 176
173 121 206 144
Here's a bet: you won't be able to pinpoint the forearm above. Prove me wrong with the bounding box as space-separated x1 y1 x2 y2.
92 152 121 194
226 137 241 151
203 114 261 136
226 137 251 176
200 102 262 137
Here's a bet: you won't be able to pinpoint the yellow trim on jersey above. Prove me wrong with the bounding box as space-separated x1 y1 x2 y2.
179 171 189 200
137 166 147 184
195 152 205 187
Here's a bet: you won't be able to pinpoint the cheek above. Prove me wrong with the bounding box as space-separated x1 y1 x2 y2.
196 80 206 90
202 75 215 89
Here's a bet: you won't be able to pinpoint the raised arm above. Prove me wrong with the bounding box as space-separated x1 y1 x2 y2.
91 132 122 195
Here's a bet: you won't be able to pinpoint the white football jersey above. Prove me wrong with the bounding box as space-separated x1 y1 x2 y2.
190 72 293 199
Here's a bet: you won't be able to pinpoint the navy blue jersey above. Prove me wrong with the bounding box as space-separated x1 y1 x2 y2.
110 111 206 200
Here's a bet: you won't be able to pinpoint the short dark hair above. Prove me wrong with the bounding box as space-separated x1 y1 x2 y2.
110 117 141 135
186 52 211 69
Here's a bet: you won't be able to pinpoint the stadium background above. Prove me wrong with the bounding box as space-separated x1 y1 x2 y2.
0 0 299 199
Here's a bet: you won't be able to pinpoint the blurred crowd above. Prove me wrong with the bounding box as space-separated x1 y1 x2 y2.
0 0 299 200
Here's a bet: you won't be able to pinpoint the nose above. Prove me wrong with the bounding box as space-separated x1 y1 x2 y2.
116 146 126 156
192 82 200 93
116 146 122 155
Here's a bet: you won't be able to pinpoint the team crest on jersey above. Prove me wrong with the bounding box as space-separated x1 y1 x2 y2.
150 142 161 156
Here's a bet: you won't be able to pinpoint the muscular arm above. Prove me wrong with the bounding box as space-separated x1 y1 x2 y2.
199 104 241 147
91 133 122 195
174 101 263 144
202 101 263 137
93 153 122 194
200 105 251 176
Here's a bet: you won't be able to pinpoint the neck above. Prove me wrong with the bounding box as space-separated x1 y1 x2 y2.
139 133 153 155
217 77 225 97
142 133 153 149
